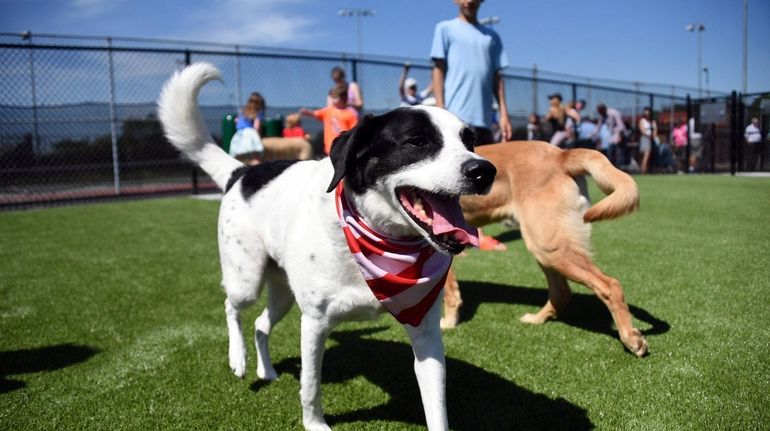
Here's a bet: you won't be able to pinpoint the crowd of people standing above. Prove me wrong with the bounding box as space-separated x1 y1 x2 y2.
230 0 764 175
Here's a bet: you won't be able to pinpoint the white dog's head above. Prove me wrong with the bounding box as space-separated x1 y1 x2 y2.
327 106 496 255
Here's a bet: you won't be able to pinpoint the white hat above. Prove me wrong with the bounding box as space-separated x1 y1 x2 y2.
404 77 418 90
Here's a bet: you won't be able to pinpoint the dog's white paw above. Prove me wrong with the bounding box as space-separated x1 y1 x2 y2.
303 422 332 431
257 364 278 381
229 352 247 378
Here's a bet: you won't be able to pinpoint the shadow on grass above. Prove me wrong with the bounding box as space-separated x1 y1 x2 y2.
0 343 99 394
252 328 592 430
491 229 522 243
458 281 670 338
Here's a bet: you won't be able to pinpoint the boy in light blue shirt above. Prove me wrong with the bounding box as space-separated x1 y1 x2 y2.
431 0 511 145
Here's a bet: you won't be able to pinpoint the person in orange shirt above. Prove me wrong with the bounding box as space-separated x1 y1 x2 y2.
300 84 358 156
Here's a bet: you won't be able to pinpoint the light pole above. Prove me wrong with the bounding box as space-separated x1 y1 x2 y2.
686 23 706 98
702 66 710 98
742 0 748 94
339 8 375 58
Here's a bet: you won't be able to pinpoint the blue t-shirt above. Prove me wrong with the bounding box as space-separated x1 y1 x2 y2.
430 18 508 129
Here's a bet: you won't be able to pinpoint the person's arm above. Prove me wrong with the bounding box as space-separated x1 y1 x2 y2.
299 108 322 121
493 70 512 141
591 116 603 138
432 59 446 109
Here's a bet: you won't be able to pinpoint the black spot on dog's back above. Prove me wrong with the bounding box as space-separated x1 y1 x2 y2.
225 160 299 199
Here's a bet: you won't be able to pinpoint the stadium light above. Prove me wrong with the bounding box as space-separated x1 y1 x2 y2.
339 8 375 57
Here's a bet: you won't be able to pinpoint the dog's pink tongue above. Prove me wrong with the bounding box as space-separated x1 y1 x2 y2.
423 195 479 248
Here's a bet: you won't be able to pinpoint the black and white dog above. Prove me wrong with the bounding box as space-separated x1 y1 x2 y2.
158 63 495 431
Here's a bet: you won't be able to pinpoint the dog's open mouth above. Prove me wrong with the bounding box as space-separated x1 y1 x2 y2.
397 187 479 255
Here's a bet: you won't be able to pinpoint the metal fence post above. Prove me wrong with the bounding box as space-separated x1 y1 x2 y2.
686 94 692 173
234 45 242 111
531 64 538 114
737 93 745 171
351 58 358 85
730 91 737 175
24 32 40 156
670 86 675 142
107 38 120 195
633 82 640 127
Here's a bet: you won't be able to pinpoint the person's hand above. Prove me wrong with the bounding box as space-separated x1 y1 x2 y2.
499 116 512 142
403 62 411 72
299 108 313 116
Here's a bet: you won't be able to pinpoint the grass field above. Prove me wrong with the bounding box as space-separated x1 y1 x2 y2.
1 175 769 430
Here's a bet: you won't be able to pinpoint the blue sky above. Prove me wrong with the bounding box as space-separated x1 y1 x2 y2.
1 0 769 94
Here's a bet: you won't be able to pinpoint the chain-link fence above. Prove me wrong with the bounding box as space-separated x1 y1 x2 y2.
1 33 767 209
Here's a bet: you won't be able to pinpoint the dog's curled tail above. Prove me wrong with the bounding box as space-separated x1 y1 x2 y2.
158 63 242 190
563 149 640 223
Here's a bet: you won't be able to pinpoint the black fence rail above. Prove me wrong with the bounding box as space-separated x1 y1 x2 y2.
1 34 768 209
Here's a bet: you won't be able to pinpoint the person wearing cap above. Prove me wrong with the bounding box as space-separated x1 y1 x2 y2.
398 63 434 107
545 93 569 147
431 0 512 146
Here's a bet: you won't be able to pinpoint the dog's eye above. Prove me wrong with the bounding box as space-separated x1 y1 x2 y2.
460 127 476 151
405 137 426 147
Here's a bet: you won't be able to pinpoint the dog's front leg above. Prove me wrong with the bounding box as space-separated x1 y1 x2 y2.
404 299 449 431
300 314 332 431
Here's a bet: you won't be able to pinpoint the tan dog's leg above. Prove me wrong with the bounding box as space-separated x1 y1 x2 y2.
549 253 648 357
440 267 463 329
520 265 572 324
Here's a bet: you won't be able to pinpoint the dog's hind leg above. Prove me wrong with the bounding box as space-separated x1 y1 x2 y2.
300 314 333 431
224 298 249 378
550 254 648 357
254 267 294 381
220 233 270 378
520 265 572 324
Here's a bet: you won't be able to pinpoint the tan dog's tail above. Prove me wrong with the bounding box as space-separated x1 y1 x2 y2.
562 149 639 223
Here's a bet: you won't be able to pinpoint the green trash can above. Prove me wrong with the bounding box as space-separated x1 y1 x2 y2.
261 115 284 138
221 112 237 154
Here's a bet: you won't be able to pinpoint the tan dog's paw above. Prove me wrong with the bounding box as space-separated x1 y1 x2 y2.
519 312 550 325
440 316 458 329
622 328 649 357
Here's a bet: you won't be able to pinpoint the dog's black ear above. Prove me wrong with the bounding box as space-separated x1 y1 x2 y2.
326 115 374 193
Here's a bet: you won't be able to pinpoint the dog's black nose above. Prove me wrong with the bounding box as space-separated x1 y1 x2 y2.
461 159 496 194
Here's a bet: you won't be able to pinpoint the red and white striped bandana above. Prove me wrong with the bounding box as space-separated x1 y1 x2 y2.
335 183 452 327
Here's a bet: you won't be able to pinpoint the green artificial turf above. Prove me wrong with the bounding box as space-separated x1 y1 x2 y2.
1 175 769 430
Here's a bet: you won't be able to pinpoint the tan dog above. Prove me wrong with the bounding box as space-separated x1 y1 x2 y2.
442 140 648 357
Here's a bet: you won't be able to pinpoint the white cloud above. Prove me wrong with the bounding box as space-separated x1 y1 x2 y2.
183 0 319 46
69 0 120 18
